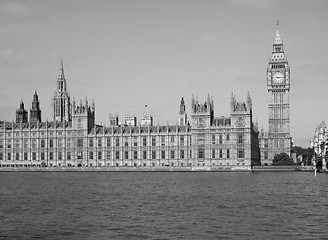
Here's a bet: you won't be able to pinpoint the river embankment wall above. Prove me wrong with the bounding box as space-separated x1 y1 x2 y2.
0 165 317 172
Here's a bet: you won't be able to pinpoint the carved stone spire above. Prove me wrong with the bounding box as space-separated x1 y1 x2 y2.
16 99 28 123
274 20 283 45
30 90 41 122
247 92 252 110
53 58 71 122
179 97 185 115
59 57 65 81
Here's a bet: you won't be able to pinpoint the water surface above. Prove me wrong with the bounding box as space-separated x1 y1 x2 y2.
0 172 327 239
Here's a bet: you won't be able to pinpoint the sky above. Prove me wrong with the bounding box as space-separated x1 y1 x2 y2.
0 0 327 148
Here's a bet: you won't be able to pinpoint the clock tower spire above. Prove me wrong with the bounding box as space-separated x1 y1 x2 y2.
267 22 291 160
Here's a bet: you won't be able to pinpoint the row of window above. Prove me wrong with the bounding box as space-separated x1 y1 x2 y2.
0 136 189 149
216 133 230 141
0 133 237 144
0 139 72 149
198 148 241 158
0 150 187 161
0 152 74 161
1 162 248 168
0 130 75 137
271 64 285 69
0 148 245 161
0 133 243 148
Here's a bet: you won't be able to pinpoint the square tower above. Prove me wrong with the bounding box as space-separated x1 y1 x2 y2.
267 22 291 159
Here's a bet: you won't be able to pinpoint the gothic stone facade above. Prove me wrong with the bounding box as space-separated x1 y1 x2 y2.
0 53 261 170
0 95 260 169
310 121 328 170
0 59 260 169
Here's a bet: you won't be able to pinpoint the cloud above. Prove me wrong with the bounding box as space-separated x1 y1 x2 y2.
233 74 259 83
199 32 220 45
0 22 46 35
1 49 14 59
0 1 32 17
0 48 28 62
230 0 284 10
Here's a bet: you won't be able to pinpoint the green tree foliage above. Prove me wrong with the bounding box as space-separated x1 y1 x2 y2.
291 145 314 165
273 153 294 165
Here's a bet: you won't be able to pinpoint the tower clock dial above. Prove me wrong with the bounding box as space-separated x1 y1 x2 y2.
273 72 284 84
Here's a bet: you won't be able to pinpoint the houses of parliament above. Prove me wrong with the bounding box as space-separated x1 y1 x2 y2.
0 24 291 170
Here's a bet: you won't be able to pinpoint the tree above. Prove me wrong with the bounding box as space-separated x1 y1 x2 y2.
273 152 294 166
306 147 315 165
292 145 313 165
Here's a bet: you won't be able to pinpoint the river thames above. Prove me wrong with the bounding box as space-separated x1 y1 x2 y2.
0 171 327 239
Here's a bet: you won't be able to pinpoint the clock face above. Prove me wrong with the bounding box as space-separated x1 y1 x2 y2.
273 72 284 84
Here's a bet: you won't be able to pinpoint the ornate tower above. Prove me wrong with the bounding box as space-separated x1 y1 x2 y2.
230 93 254 163
190 94 214 128
72 98 95 131
16 99 28 123
52 58 71 122
30 91 41 122
190 94 214 163
267 22 291 159
178 97 187 126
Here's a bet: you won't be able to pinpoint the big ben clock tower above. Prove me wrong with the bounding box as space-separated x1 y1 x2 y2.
267 22 291 160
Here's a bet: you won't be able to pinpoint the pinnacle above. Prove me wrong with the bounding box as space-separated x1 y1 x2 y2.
274 22 283 45
59 57 65 80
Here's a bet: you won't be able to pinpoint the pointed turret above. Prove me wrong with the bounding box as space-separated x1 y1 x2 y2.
230 93 236 113
207 93 211 104
33 90 38 101
246 92 252 110
52 58 71 122
59 57 65 81
16 99 28 123
178 97 187 126
273 20 283 45
92 99 95 113
179 97 185 115
85 97 88 109
20 99 24 110
30 90 41 122
57 58 67 92
271 21 286 58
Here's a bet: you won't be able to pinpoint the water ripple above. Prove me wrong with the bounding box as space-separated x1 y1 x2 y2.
0 172 327 239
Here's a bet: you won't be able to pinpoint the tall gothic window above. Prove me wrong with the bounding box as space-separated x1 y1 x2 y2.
237 149 244 158
198 149 204 159
237 133 244 145
152 137 156 146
